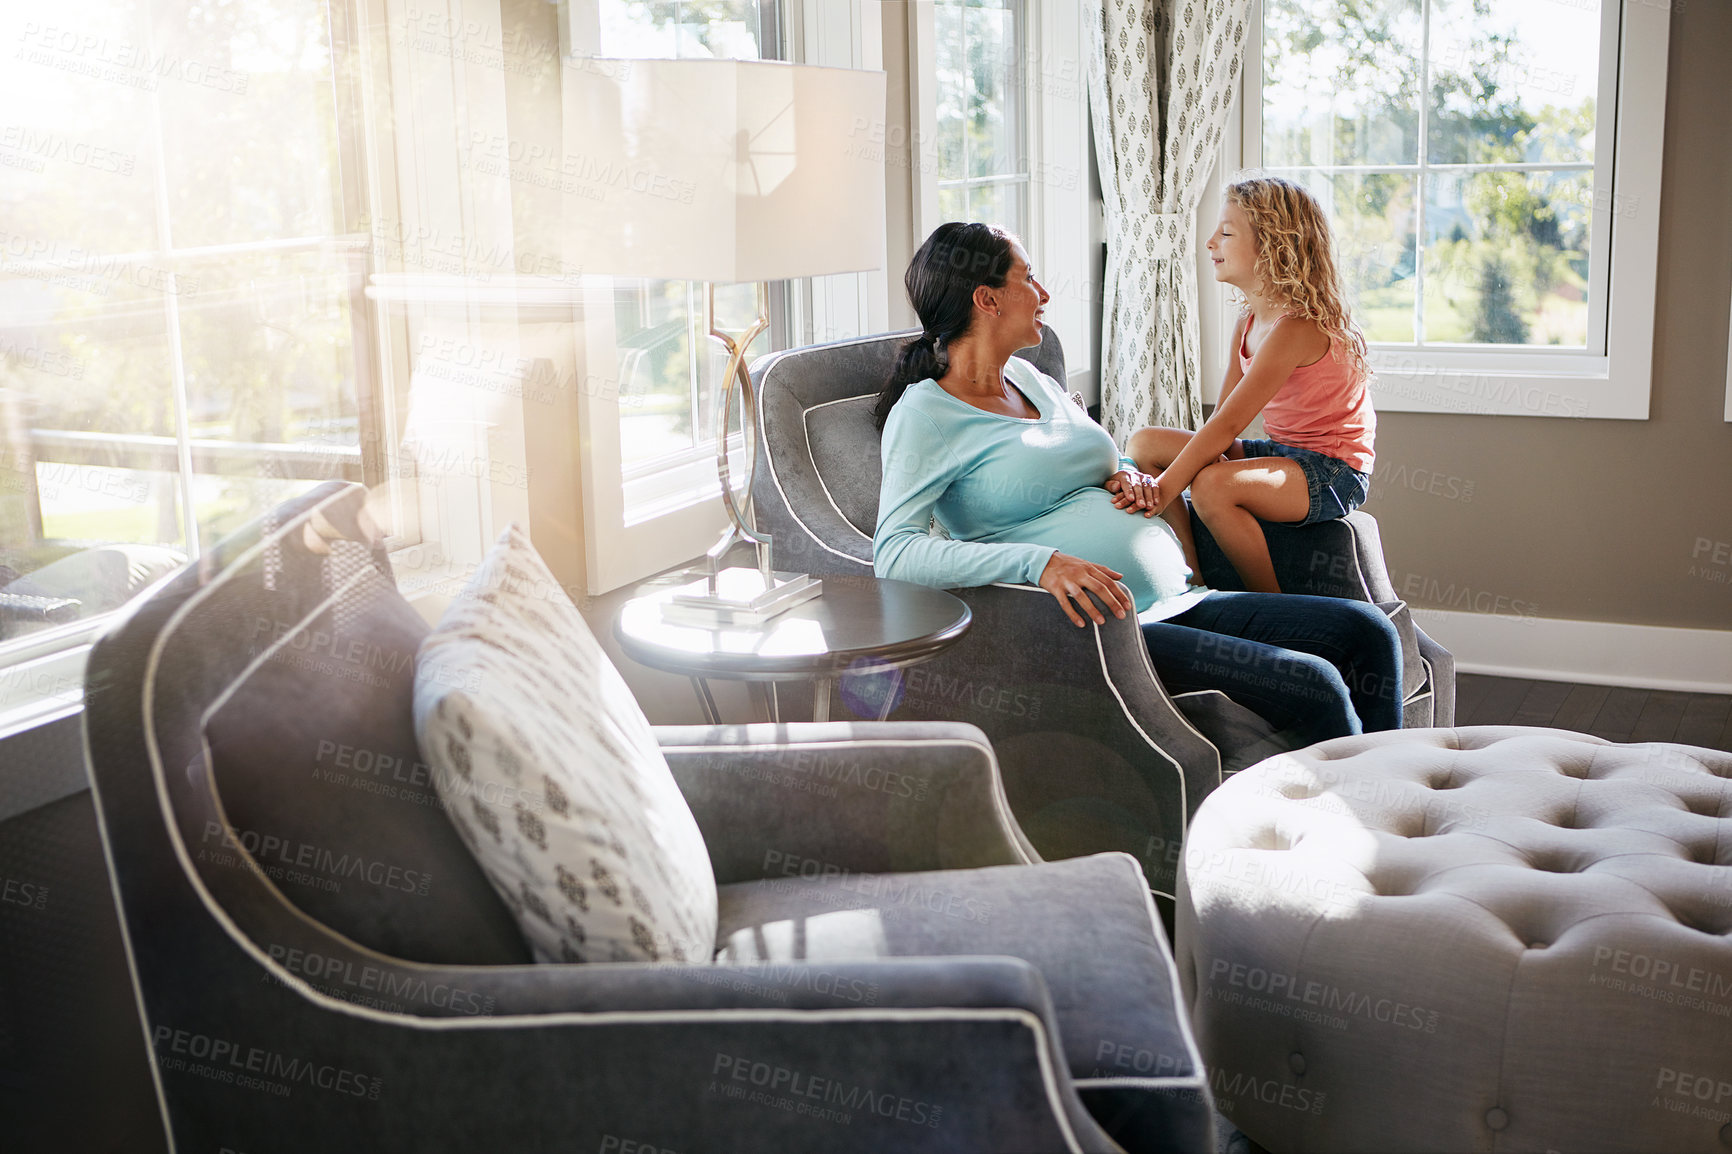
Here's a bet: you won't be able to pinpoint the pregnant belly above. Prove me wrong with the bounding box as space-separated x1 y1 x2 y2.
985 488 1195 612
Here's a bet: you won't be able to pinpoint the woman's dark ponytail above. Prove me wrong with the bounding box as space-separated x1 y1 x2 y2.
873 222 1015 429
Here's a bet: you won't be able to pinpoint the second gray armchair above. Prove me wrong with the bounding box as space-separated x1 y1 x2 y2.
750 326 1454 904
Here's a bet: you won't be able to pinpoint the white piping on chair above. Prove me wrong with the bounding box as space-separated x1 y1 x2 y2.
120 493 1090 1152
755 335 897 568
798 395 876 545
1123 854 1212 1104
1338 518 1377 602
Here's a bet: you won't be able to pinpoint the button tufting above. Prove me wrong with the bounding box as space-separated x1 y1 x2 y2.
1528 942 1547 950
1288 1052 1306 1075
1485 1108 1509 1131
1720 1121 1732 1148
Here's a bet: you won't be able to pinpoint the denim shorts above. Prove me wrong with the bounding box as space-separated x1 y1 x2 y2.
1237 438 1370 525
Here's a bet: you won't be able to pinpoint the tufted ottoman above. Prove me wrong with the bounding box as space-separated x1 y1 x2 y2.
1176 727 1732 1154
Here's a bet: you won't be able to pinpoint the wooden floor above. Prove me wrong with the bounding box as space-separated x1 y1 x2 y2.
1453 673 1732 753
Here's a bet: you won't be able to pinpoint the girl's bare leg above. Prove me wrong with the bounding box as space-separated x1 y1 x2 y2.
1124 426 1196 472
1126 426 1241 582
1159 498 1207 585
1189 458 1311 594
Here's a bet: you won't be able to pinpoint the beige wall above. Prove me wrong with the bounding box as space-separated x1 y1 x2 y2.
1362 6 1732 631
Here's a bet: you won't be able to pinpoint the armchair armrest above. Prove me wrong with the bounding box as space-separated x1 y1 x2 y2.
891 583 1222 898
180 949 1122 1153
656 721 1037 884
1416 626 1456 725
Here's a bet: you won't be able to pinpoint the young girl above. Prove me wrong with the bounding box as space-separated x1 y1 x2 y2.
1115 176 1376 594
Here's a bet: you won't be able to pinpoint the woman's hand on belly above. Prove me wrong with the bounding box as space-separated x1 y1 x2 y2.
1106 469 1161 517
1038 552 1134 627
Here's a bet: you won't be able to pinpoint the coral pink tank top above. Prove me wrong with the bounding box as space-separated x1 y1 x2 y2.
1240 320 1376 472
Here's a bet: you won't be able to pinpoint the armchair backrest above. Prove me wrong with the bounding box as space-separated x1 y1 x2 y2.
751 327 1067 576
83 483 531 1049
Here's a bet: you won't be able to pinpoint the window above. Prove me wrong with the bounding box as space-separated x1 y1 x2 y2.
596 1 784 528
910 0 1094 399
1 0 396 730
1237 0 1669 419
570 0 889 594
934 0 1028 236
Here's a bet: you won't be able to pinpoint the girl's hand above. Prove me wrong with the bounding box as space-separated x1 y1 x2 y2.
1106 469 1161 517
1038 553 1132 627
1147 472 1176 517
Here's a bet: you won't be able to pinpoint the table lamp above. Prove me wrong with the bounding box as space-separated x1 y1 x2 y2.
564 58 887 627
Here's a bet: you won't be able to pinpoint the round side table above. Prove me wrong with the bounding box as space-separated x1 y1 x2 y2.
614 573 971 723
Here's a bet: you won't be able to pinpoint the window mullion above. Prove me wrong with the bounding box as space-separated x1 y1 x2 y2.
142 20 200 562
1415 0 1430 348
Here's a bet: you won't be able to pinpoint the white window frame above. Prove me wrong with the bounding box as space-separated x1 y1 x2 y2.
910 0 1095 403
567 0 891 595
0 0 440 737
930 0 1031 236
1202 0 1670 420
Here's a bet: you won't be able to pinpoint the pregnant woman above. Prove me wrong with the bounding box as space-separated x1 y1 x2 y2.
872 222 1403 747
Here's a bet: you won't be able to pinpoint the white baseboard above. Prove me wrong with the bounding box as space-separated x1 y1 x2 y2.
1409 608 1732 695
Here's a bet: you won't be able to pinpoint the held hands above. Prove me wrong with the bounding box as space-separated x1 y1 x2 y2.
1037 552 1134 628
1107 470 1163 517
1107 470 1171 517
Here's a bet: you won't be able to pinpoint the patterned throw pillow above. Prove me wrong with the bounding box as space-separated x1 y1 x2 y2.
412 524 717 964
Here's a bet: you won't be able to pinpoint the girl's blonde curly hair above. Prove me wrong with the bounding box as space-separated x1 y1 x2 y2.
1226 175 1369 384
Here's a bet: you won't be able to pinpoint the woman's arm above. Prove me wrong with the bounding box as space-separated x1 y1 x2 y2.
873 404 1057 590
1150 316 1318 512
874 403 1131 625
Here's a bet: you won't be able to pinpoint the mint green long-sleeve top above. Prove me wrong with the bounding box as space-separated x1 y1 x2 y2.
872 358 1210 620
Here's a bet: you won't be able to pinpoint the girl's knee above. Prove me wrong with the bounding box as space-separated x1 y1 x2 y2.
1126 425 1172 462
1189 463 1241 514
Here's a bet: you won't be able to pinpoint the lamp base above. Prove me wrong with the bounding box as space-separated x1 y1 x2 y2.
661 568 823 629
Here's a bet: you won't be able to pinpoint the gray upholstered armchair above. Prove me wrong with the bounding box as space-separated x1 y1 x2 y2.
81 481 1214 1153
750 327 1454 903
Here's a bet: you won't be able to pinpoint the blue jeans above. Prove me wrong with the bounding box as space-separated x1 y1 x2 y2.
1142 591 1403 748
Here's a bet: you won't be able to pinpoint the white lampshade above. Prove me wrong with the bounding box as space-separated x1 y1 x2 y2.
561 58 887 283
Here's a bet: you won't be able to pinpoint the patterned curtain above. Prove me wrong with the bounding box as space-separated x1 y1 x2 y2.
1085 0 1253 444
